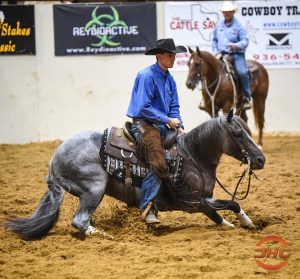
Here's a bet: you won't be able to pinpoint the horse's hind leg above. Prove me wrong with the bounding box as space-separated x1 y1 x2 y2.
205 198 254 228
71 182 106 236
253 95 266 147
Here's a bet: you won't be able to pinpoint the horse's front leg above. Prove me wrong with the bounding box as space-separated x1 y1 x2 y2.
199 198 234 228
204 198 254 228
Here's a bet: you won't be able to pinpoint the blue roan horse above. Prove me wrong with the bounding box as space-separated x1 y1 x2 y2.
7 112 265 240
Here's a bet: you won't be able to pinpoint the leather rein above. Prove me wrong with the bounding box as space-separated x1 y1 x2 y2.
210 150 260 210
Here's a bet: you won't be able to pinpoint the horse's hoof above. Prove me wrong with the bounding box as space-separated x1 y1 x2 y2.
236 209 254 228
221 219 235 228
85 226 115 239
85 225 99 236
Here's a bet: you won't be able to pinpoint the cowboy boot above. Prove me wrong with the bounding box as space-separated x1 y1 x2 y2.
145 210 160 224
243 97 252 110
142 202 160 224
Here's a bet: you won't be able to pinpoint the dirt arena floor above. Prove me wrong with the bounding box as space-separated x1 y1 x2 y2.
0 134 299 279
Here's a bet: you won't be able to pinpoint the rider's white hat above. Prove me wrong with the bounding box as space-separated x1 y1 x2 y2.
220 1 238 12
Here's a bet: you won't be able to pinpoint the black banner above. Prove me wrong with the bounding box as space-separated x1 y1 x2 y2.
53 3 157 56
0 5 35 55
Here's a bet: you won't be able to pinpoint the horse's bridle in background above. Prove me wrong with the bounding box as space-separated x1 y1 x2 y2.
196 56 226 117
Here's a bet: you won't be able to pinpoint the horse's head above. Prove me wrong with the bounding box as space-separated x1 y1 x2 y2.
186 47 203 90
220 110 265 170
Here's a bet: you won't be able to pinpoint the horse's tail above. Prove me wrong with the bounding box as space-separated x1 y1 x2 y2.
6 175 65 240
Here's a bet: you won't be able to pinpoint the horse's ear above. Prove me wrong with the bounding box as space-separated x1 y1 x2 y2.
227 109 234 124
196 46 200 55
188 46 193 54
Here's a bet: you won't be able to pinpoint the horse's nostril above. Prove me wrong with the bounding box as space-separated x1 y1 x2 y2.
257 156 265 167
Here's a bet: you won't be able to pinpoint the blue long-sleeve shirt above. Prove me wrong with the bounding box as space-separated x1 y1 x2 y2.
127 63 183 126
212 17 249 54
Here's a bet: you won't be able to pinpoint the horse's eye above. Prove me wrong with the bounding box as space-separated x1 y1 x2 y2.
233 129 243 137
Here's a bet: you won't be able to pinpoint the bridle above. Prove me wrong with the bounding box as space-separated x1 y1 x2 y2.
217 150 259 200
176 117 261 211
190 52 226 117
205 117 261 210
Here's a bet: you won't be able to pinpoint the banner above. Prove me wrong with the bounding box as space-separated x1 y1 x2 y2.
0 5 35 55
165 1 300 69
53 3 157 56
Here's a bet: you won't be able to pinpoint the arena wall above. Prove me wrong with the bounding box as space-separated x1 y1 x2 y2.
0 3 299 144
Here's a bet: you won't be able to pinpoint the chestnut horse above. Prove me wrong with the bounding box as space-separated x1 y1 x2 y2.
186 47 269 147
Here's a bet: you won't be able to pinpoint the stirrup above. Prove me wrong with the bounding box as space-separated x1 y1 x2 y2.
243 100 252 110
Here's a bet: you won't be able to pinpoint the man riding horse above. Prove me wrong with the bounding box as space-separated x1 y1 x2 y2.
126 38 186 224
212 1 252 110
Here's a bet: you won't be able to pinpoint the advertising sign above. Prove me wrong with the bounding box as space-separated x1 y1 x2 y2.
0 5 35 55
165 1 300 69
54 3 157 55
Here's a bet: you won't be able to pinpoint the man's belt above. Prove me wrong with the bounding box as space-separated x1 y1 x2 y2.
221 51 231 55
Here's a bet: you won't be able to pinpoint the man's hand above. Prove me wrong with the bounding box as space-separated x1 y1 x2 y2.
228 43 237 52
167 118 181 129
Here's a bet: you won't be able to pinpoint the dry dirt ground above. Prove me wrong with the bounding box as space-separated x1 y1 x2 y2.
0 134 299 279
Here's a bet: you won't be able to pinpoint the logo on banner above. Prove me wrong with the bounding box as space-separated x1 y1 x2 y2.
0 8 33 54
75 6 138 47
268 33 290 46
169 4 219 42
267 33 291 50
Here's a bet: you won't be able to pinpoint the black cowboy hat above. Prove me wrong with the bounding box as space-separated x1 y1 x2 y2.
145 38 187 55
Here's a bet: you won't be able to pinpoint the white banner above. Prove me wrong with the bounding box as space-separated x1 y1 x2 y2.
165 1 300 70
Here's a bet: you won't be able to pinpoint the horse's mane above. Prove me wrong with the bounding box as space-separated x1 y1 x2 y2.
199 50 222 71
235 115 252 136
179 117 223 168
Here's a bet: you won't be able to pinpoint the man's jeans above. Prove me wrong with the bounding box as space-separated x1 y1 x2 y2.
131 123 168 210
231 52 251 99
